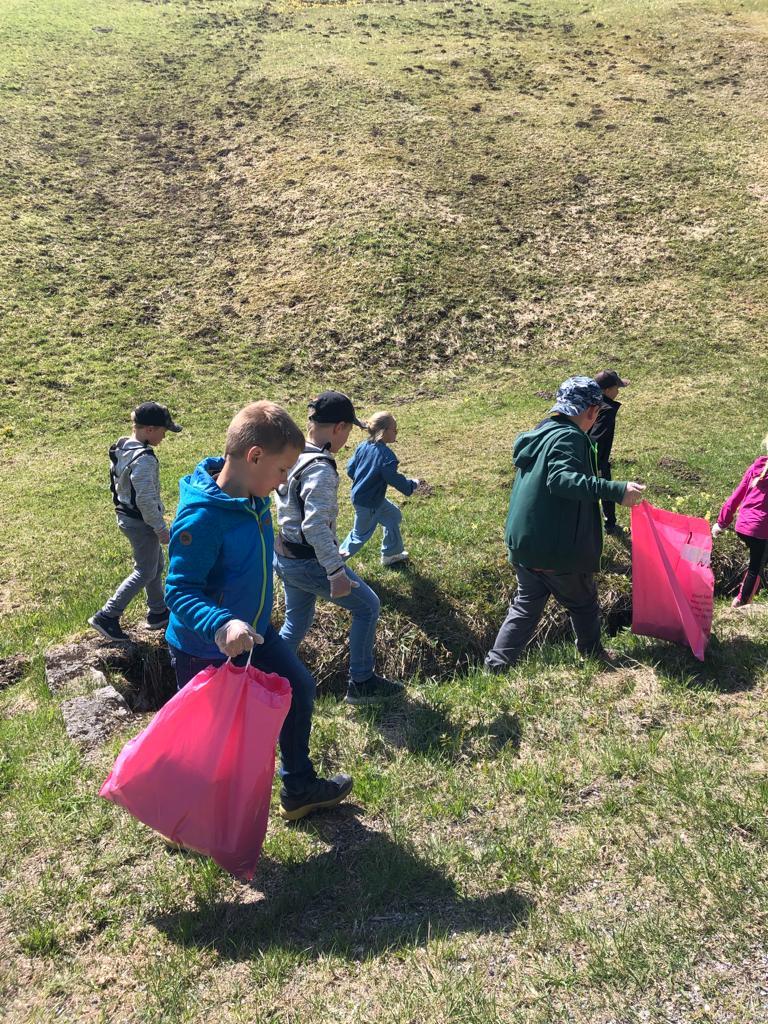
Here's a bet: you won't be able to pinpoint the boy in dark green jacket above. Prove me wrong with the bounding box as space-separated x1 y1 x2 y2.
486 377 645 671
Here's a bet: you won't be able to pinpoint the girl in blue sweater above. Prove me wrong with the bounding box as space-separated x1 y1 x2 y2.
340 412 426 566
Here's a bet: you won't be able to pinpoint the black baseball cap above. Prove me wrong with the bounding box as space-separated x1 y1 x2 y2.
133 402 183 432
594 370 629 389
308 391 365 428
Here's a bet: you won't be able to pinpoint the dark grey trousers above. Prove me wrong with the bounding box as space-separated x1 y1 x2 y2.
102 515 166 618
485 565 602 670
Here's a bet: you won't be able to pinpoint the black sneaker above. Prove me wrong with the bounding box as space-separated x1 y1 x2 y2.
88 612 130 643
344 672 405 705
580 646 621 670
280 774 354 821
146 609 170 631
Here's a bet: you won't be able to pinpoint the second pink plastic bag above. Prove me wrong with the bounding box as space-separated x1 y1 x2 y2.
631 501 714 661
100 659 292 880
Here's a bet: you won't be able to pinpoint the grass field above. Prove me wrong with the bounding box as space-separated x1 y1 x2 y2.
1 1 768 1021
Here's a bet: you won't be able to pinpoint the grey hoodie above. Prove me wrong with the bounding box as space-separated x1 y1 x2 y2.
275 443 344 576
111 436 166 532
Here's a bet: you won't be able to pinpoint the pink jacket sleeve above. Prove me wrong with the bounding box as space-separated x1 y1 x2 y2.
717 463 755 529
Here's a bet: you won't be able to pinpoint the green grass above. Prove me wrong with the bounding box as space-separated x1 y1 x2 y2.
2 0 768 1021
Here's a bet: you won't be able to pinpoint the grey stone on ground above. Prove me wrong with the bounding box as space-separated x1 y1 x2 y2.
60 685 132 747
44 639 134 693
0 654 30 690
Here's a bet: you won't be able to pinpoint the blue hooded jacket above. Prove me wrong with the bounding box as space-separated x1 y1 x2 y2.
165 457 274 660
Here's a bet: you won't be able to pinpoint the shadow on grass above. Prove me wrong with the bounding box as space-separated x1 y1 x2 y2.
153 809 532 959
372 566 490 670
641 632 768 693
360 693 522 759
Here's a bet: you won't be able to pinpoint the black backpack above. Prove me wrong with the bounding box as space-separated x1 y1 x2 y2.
108 441 157 520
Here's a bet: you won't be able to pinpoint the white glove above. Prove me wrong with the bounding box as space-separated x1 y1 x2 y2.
328 568 359 599
620 482 646 507
156 526 171 545
214 620 264 657
711 523 723 539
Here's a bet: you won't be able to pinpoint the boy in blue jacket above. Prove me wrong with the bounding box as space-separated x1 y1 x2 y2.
165 400 353 822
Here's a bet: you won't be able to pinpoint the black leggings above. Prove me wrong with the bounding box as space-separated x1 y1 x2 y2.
736 532 768 602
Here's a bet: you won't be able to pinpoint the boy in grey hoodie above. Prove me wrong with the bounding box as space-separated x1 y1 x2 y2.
89 402 182 642
274 391 404 705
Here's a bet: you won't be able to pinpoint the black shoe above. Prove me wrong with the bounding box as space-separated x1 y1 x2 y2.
280 774 354 821
146 609 170 631
88 612 130 643
580 646 621 670
344 673 405 705
605 524 623 536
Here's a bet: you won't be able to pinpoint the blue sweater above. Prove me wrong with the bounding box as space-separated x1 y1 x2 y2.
347 441 416 509
165 458 274 660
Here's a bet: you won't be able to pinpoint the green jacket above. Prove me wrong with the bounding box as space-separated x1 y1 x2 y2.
504 416 628 573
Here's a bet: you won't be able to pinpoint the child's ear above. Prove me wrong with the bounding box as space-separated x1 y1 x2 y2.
247 444 264 465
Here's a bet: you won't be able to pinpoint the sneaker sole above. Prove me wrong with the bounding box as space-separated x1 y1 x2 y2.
144 621 169 631
280 780 354 821
381 557 409 566
88 617 130 644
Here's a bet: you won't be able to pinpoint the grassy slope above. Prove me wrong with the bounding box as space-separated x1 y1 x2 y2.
1 1 768 1021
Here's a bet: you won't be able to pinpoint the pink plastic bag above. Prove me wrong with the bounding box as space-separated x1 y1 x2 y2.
631 502 714 661
100 658 292 879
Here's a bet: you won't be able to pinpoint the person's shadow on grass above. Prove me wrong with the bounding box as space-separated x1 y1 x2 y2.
152 808 532 960
371 565 491 672
357 692 523 760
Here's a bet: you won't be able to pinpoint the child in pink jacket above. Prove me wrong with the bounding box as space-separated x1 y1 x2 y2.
712 437 768 606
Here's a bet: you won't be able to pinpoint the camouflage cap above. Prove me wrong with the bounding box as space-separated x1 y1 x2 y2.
550 376 604 417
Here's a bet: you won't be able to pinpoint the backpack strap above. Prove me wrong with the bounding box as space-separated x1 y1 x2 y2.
278 453 338 551
109 442 157 520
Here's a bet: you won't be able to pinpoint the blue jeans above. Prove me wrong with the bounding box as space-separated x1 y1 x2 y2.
168 624 317 795
274 555 380 682
340 500 405 559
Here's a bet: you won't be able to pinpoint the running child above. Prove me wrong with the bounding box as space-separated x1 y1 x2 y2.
340 411 426 566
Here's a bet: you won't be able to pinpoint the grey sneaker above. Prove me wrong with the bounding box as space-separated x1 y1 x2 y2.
381 550 409 566
345 673 405 705
88 612 130 643
280 774 354 821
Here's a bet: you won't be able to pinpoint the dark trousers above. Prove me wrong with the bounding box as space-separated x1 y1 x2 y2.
598 461 616 530
485 566 602 670
736 532 768 603
168 624 317 796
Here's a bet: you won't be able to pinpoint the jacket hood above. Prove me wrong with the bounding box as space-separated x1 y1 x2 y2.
513 417 587 471
177 457 271 515
112 436 155 474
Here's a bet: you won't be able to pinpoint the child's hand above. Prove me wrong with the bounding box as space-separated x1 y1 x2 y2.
711 523 723 539
413 479 433 496
156 526 171 545
328 568 359 599
620 482 646 507
214 620 264 657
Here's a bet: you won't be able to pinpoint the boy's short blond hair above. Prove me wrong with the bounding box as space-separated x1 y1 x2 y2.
226 401 304 458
